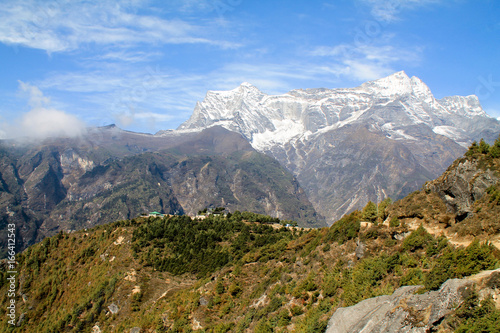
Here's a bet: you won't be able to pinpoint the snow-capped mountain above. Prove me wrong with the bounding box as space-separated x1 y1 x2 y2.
178 71 500 224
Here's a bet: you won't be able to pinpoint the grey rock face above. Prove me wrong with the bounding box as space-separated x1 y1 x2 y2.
424 158 500 221
355 239 366 259
326 269 500 333
325 279 474 333
108 303 119 314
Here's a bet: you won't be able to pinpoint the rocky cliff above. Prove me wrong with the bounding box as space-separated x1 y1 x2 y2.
424 155 500 222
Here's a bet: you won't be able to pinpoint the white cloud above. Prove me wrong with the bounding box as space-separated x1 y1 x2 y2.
18 107 86 139
92 50 163 63
343 60 393 81
309 42 422 82
116 111 175 130
361 0 443 22
0 0 240 53
35 65 204 130
0 82 86 140
18 80 51 108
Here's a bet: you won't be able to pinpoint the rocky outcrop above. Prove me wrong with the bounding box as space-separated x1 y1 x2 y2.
424 157 500 221
325 269 500 333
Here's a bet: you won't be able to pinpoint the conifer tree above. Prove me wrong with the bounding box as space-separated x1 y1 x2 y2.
478 138 490 154
362 201 378 222
489 134 500 158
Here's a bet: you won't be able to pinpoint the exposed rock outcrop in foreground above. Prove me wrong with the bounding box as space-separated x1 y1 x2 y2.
325 268 500 333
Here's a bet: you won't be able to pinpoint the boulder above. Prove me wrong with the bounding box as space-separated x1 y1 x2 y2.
325 270 500 333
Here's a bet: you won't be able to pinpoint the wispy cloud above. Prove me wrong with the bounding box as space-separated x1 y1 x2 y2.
0 82 86 140
309 42 422 81
0 0 240 53
91 50 163 63
36 65 205 130
207 62 349 93
30 59 350 133
31 45 421 133
361 0 443 22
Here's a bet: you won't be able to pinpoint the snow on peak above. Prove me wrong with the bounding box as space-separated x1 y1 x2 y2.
359 71 436 102
178 72 492 150
360 71 413 97
239 82 258 89
438 95 486 118
410 76 432 96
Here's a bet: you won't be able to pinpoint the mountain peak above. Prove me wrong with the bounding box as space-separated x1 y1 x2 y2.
205 82 262 98
410 75 433 100
390 70 409 79
360 71 413 96
179 72 495 144
239 82 257 89
378 70 410 82
236 82 263 95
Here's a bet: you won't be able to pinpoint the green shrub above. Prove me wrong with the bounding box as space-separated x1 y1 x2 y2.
402 225 434 252
454 291 500 332
228 281 243 297
277 309 291 326
290 305 304 316
362 201 378 222
216 281 225 294
389 216 400 227
400 268 424 286
424 240 497 290
328 210 361 244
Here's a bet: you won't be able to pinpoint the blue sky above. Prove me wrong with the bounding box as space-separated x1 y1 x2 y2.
0 0 499 138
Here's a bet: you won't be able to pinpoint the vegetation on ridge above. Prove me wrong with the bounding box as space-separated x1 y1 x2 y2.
1 208 498 332
1 136 500 332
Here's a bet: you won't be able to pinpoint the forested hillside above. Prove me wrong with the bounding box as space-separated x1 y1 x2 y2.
1 137 499 332
1 210 498 332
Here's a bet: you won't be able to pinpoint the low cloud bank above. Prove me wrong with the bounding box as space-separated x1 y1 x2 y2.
1 82 86 140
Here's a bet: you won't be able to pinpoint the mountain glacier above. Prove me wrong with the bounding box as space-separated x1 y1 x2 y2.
178 71 500 223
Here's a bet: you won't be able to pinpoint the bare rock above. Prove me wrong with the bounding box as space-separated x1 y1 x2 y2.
355 240 366 259
108 303 119 314
199 296 209 307
325 280 473 332
326 269 500 333
424 158 499 221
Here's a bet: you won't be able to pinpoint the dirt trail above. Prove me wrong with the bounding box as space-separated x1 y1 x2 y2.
405 218 500 250
154 279 195 303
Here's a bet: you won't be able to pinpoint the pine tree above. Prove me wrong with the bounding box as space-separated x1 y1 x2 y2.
466 141 479 156
489 134 500 158
362 201 378 222
478 138 490 154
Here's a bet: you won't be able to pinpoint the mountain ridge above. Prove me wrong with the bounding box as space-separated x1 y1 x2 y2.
177 71 500 223
179 71 492 146
0 126 324 256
